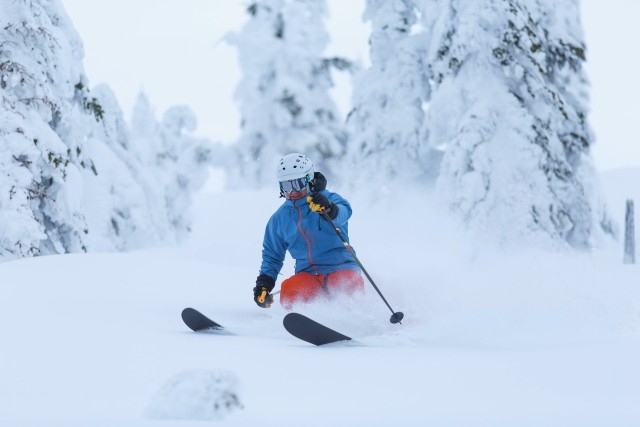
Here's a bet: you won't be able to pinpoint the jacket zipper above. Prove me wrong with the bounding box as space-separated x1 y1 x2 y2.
294 200 319 275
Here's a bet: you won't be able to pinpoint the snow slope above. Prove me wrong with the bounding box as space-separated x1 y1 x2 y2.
1 169 639 426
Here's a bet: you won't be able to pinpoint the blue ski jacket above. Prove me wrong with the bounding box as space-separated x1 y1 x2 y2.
259 190 359 280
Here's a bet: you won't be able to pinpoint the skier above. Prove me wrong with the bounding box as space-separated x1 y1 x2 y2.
253 153 364 309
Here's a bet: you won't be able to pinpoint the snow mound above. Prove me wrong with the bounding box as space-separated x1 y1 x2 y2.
145 369 243 420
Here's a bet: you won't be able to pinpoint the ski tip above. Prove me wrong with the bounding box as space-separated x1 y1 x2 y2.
283 312 352 346
181 307 195 323
283 312 307 323
181 307 224 332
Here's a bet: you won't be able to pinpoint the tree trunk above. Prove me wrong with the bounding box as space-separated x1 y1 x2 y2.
624 199 635 264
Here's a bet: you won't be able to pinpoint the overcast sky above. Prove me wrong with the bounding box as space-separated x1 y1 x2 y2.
60 0 639 172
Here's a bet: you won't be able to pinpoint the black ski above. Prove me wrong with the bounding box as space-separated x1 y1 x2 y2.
283 312 352 346
181 307 225 333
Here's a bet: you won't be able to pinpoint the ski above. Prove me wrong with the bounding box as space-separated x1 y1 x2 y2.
283 312 352 346
181 307 225 333
182 308 351 345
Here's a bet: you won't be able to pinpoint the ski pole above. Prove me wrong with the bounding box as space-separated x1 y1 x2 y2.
319 209 404 324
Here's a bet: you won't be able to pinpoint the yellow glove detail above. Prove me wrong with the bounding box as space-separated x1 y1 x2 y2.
307 196 325 213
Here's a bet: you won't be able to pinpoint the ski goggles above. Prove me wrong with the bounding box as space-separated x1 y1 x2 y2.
279 176 310 193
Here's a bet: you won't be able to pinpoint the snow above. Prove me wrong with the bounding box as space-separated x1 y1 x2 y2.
1 168 639 426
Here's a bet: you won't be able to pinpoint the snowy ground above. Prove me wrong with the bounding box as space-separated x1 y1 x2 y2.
1 168 639 426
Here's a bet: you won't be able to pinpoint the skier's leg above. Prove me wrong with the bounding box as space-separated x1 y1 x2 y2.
280 272 325 309
326 269 365 295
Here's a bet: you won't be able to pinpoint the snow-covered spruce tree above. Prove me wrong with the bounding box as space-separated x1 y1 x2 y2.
156 106 212 241
0 1 212 260
0 0 97 259
227 0 349 188
423 0 613 249
77 89 211 251
129 94 212 242
77 86 166 251
346 0 439 191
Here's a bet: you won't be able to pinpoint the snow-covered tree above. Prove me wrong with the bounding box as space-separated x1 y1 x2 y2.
76 86 163 251
346 0 439 190
0 0 96 259
227 0 349 188
422 0 613 249
1 0 212 261
156 106 212 240
129 95 212 243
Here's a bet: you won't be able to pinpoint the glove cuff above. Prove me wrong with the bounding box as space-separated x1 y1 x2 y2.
327 203 339 220
310 172 327 192
255 274 276 292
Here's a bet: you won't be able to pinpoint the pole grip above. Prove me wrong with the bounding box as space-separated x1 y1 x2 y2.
257 289 267 304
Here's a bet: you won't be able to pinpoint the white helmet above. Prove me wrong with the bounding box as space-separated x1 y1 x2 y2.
276 153 314 182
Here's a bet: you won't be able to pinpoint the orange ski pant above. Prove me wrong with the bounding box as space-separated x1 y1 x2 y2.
280 269 364 309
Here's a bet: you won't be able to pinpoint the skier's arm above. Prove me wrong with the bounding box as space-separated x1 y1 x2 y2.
258 216 286 284
254 217 286 308
327 193 352 226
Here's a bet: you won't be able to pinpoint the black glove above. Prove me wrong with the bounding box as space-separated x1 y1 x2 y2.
307 193 338 220
310 172 327 192
253 274 275 308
